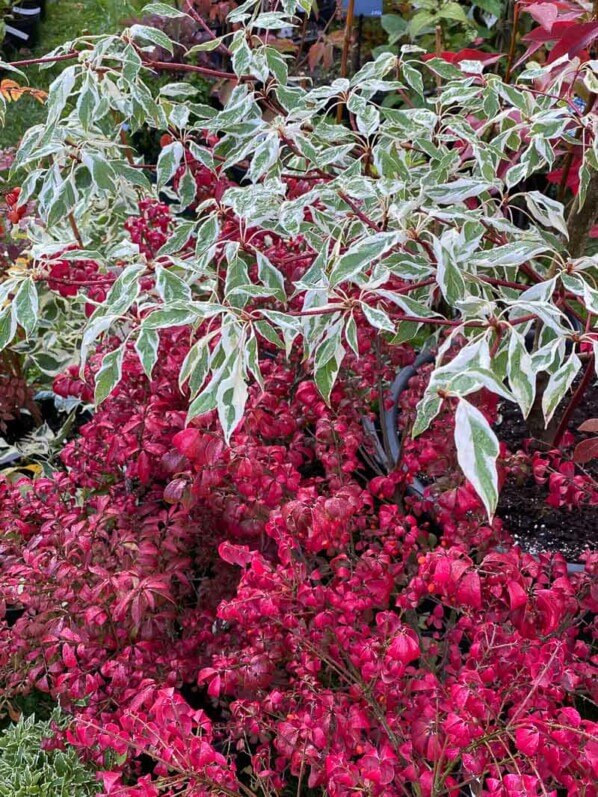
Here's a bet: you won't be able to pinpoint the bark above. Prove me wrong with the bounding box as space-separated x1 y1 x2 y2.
566 167 598 259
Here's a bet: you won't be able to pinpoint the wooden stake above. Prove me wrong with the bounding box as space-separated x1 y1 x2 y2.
336 0 356 124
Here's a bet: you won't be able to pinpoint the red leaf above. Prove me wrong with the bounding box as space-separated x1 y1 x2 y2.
515 725 540 755
525 2 559 32
573 437 598 464
424 49 502 66
456 571 482 609
536 588 565 633
62 643 77 669
387 629 420 664
173 428 202 459
218 541 253 567
578 419 598 433
507 580 528 611
137 450 152 484
163 477 188 504
100 772 123 794
548 21 598 63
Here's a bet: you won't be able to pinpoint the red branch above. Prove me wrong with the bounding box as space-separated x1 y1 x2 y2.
8 52 79 68
552 356 596 448
338 192 380 232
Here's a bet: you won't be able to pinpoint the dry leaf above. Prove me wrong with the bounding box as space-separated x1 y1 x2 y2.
0 79 47 104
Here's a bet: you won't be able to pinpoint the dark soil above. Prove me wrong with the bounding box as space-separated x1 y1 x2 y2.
496 382 598 562
498 482 596 561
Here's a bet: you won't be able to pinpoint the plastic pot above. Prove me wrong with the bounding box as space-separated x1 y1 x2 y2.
5 14 41 48
378 344 587 575
5 1 42 48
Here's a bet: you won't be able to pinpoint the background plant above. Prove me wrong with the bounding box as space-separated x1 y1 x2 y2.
380 0 507 54
0 710 99 795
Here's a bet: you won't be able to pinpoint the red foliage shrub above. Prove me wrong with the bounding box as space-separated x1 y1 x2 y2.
1 197 597 797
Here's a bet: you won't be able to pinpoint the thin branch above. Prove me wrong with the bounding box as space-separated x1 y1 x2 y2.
186 6 232 56
8 48 244 84
336 0 355 123
504 1 521 83
552 356 595 448
8 51 79 68
68 213 84 248
146 59 243 82
338 191 380 231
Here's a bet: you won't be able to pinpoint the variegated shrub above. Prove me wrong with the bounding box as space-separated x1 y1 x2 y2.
1 0 597 515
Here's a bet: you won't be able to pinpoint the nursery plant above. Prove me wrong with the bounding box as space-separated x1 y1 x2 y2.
0 1 596 796
1 0 597 517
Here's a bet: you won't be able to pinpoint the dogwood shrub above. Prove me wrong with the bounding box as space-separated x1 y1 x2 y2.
0 0 596 513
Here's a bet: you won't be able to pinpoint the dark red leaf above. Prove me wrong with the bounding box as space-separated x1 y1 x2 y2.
573 437 598 464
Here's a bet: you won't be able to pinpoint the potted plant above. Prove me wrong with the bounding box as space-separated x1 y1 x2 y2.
4 1 596 554
0 2 596 793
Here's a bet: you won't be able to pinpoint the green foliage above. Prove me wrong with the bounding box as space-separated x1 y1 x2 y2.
379 0 505 55
0 1 14 48
0 711 98 796
0 0 147 149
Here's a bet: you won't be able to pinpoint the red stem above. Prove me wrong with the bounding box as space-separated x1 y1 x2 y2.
8 52 78 68
186 6 232 56
338 192 380 232
42 276 111 287
552 356 595 448
147 59 241 82
68 213 83 248
504 1 520 83
490 327 503 358
395 278 436 294
8 50 243 83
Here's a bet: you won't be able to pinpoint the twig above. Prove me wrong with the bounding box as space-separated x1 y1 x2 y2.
186 5 232 56
338 191 379 231
294 13 309 66
8 51 78 68
9 49 245 83
147 59 243 82
504 1 520 83
68 213 83 248
336 0 355 123
552 356 595 448
434 25 443 91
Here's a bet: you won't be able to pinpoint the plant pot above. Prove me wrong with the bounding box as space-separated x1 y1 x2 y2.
11 0 44 21
5 1 42 48
5 16 40 48
373 345 593 574
0 391 92 474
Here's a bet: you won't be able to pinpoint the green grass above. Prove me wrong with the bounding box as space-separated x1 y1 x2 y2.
0 0 146 149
